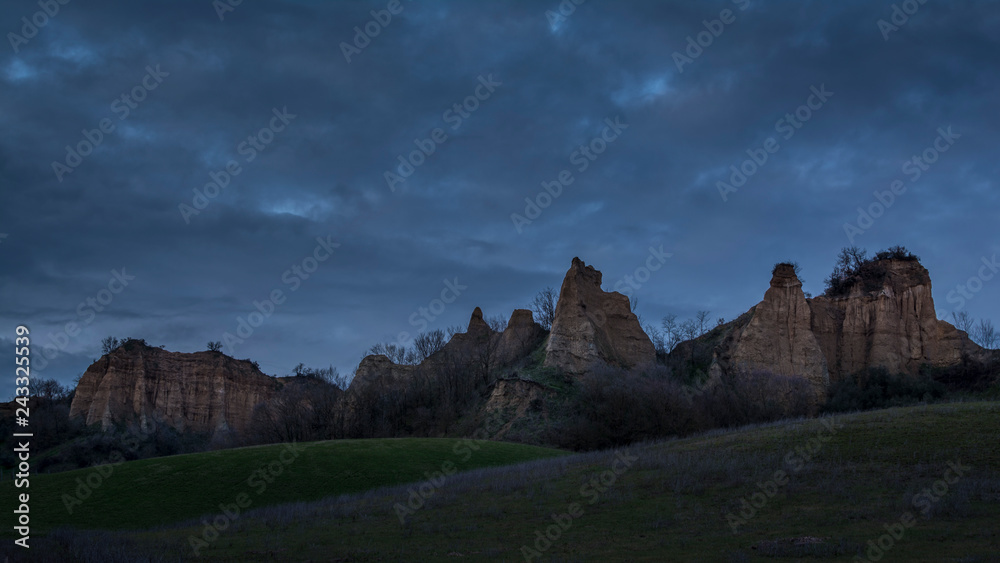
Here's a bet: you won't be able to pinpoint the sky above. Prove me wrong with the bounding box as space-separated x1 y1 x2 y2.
1 0 998 390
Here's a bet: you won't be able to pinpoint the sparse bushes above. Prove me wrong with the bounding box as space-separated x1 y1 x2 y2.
657 310 713 355
705 369 813 428
823 367 945 413
875 245 920 262
922 355 999 392
772 261 802 280
824 245 920 296
552 366 815 451
291 363 350 389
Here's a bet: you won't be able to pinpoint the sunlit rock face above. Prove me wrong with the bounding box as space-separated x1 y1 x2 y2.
808 259 980 382
69 342 307 436
544 257 655 375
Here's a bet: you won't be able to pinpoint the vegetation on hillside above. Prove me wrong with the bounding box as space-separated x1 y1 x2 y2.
8 402 999 562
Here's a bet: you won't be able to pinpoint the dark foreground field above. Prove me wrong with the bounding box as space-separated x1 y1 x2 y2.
5 402 1000 562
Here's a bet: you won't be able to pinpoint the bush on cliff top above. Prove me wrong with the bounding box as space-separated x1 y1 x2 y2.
823 245 920 297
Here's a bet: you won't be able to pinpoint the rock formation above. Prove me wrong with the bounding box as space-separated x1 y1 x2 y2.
808 258 979 381
544 257 655 375
349 307 546 393
68 340 320 436
498 309 547 366
720 263 829 394
692 257 983 393
349 354 416 392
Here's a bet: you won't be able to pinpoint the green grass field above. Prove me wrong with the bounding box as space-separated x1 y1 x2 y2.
1 438 567 533
7 402 1000 562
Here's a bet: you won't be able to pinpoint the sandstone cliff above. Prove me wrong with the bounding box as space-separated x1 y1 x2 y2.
720 264 829 394
544 257 655 375
687 258 982 392
68 341 318 436
808 258 979 381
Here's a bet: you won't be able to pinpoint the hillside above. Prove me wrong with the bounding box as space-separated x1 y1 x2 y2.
12 402 1000 562
0 438 565 534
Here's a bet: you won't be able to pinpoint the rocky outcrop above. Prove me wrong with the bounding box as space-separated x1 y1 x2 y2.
688 258 983 394
499 309 547 366
483 379 550 440
808 259 980 381
68 341 317 436
716 264 829 395
349 307 547 394
349 354 417 392
544 257 655 375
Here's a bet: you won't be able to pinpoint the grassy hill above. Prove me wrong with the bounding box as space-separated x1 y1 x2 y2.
0 438 567 533
7 402 1000 562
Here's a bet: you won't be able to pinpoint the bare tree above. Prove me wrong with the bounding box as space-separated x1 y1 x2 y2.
644 323 666 355
695 311 711 336
953 311 975 334
530 286 557 331
206 341 223 352
973 318 997 349
367 342 411 364
487 314 508 332
662 314 680 353
34 378 70 402
826 246 869 294
413 329 447 361
101 336 121 355
680 319 699 341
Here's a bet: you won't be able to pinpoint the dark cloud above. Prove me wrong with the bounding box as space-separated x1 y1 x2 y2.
1 0 998 389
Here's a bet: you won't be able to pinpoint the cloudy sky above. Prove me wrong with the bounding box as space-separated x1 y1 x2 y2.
1 0 998 389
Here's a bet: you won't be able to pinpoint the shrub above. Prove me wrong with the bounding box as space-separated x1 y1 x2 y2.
824 245 919 297
552 366 815 451
772 261 802 281
874 245 920 262
823 367 945 413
